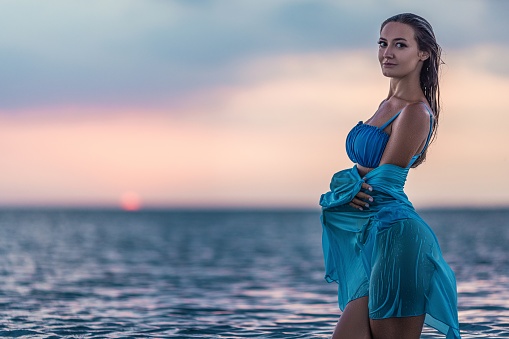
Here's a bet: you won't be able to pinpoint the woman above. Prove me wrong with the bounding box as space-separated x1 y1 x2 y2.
320 13 460 339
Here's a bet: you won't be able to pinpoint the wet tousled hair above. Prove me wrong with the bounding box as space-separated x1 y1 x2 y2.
381 13 443 167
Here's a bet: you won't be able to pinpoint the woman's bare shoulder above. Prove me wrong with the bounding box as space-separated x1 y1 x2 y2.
379 102 432 167
397 102 431 130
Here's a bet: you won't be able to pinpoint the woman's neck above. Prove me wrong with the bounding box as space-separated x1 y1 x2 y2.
387 73 424 102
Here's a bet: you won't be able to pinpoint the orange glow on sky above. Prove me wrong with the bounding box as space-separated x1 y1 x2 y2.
1 50 508 208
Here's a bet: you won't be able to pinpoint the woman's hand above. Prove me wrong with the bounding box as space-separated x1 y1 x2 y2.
349 182 373 211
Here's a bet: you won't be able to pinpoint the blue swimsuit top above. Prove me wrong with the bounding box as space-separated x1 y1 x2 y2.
346 105 434 168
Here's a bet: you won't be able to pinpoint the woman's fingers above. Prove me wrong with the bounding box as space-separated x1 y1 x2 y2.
349 202 363 210
357 191 373 202
362 182 373 192
350 183 374 211
350 197 370 210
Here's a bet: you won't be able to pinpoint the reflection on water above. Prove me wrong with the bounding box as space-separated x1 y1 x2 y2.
0 208 507 338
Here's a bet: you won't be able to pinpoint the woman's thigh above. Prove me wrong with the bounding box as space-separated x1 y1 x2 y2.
332 296 372 339
369 219 435 319
370 315 425 339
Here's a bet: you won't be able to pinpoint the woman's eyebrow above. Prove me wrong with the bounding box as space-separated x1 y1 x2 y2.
379 37 408 42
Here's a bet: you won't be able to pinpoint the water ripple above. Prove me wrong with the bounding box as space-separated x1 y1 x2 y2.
0 209 507 338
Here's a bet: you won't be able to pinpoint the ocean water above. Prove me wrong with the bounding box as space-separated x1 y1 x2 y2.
0 208 507 338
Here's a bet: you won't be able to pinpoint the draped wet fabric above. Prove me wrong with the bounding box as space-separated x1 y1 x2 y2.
320 164 461 339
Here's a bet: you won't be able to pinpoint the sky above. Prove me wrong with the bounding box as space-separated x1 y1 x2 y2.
1 0 508 209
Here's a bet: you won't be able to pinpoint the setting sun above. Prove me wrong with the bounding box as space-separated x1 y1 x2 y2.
120 192 141 211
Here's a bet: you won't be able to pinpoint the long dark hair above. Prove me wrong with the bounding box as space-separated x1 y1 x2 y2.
381 13 443 167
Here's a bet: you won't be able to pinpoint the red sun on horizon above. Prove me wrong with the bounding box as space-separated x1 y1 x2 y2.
120 192 141 211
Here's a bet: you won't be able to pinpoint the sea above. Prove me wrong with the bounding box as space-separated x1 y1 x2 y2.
0 208 507 338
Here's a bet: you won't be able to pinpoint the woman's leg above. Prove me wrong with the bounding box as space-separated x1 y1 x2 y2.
332 296 372 339
370 315 425 339
368 220 433 339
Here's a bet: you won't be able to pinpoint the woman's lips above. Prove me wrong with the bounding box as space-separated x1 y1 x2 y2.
382 63 397 67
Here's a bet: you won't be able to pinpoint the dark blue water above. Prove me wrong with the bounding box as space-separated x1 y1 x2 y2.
0 208 507 338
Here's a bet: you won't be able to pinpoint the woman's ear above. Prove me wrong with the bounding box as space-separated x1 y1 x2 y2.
419 51 430 61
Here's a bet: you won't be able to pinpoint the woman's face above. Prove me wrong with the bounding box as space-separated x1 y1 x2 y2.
378 22 427 78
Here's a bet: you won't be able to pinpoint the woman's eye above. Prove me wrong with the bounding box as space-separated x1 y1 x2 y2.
378 41 387 47
396 43 407 48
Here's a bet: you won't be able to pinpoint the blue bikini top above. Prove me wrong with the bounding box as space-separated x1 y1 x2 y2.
345 105 433 168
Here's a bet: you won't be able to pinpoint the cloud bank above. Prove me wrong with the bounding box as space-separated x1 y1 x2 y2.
0 0 507 111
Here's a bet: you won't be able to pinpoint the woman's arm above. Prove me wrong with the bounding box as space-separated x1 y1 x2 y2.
348 103 431 210
379 103 431 168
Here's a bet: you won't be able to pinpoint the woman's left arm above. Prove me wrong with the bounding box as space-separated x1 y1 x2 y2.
379 103 431 167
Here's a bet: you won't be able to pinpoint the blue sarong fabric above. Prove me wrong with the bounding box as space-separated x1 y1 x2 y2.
320 164 461 339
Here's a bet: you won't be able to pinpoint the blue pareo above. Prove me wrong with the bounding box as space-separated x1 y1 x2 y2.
320 164 461 339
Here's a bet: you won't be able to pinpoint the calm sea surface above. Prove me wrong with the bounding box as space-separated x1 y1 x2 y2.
0 208 507 338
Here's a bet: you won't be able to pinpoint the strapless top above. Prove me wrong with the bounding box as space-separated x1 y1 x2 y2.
345 107 433 168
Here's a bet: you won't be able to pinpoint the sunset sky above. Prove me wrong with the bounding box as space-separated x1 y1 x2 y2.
1 0 508 209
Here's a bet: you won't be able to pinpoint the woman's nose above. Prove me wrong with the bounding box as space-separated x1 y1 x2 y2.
383 47 393 58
